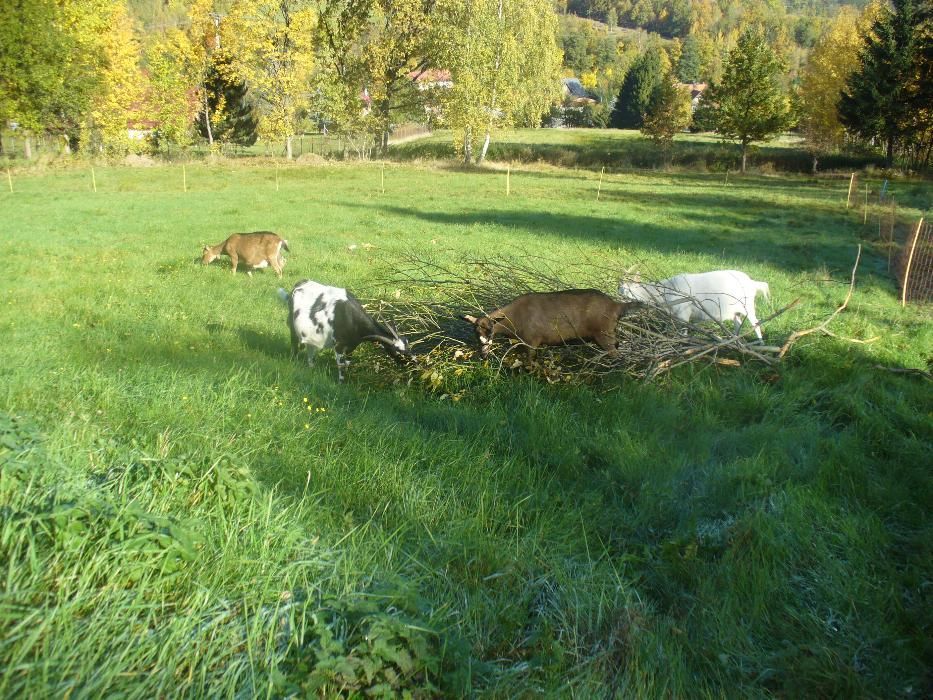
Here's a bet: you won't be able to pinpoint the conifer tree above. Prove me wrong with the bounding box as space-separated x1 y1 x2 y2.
610 44 666 129
839 0 928 167
196 56 259 147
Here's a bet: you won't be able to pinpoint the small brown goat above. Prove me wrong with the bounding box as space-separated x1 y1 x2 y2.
201 231 290 277
463 289 637 359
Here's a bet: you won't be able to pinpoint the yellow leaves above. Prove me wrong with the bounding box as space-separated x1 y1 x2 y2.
84 1 144 154
799 6 864 151
221 0 316 143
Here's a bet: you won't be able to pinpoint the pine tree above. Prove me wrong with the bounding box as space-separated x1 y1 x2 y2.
704 27 793 172
839 0 928 167
610 45 665 129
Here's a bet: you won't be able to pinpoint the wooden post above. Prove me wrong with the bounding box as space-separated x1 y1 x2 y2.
596 166 604 201
5 168 12 193
275 164 280 191
506 164 511 196
91 167 97 193
901 218 924 307
381 161 385 195
183 164 187 193
846 172 856 208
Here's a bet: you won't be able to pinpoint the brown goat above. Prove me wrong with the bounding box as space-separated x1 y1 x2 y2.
201 231 290 277
463 289 637 359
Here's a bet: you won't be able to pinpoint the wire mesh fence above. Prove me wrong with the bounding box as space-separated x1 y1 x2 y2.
895 218 932 305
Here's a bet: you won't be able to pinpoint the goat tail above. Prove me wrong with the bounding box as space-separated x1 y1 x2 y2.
277 288 290 305
753 280 770 302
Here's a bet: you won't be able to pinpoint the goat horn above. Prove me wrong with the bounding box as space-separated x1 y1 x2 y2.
360 334 401 346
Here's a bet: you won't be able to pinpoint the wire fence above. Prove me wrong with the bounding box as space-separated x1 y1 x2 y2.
894 218 932 305
0 123 433 162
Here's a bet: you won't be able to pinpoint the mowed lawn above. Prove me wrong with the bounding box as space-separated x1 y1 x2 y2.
1 150 931 697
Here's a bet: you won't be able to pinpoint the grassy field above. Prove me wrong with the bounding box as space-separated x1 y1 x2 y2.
1 142 931 697
392 128 885 174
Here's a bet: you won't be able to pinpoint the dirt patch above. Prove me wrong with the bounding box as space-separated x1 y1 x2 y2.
296 153 328 165
124 154 157 167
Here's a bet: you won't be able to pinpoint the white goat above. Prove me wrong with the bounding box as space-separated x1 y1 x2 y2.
619 270 771 341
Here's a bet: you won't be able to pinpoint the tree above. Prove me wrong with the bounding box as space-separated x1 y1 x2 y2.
609 43 666 129
641 74 693 153
361 0 439 155
839 0 930 167
440 0 562 164
0 0 110 155
703 27 793 172
797 6 868 171
145 29 200 149
195 55 259 148
676 34 704 82
221 0 316 159
81 1 144 155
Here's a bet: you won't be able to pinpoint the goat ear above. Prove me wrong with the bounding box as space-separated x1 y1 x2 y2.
462 314 478 325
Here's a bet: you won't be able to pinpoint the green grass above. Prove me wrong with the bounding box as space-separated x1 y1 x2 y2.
392 128 887 173
1 148 931 697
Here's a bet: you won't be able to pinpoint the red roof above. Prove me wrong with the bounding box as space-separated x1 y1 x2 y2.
408 68 452 83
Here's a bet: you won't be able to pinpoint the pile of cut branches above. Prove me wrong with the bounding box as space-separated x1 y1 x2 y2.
362 247 867 384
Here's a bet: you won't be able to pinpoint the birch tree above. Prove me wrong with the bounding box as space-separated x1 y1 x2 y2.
221 0 316 159
441 0 561 165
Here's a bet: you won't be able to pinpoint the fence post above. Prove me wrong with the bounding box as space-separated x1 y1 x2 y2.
91 167 97 193
6 168 12 193
596 166 604 201
901 218 924 307
846 172 856 208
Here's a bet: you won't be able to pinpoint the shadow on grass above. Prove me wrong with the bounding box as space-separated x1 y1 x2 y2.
391 134 884 174
346 194 869 276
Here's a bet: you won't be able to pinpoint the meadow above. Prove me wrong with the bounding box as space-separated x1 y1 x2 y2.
1 132 931 697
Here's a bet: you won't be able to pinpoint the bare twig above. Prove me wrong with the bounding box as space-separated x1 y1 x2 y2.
778 245 877 358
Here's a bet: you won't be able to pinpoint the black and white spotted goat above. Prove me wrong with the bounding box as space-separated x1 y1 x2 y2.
278 280 411 381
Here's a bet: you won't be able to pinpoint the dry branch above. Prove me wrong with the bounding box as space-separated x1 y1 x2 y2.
359 247 870 386
778 245 877 358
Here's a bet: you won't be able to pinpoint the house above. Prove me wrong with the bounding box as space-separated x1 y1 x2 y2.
680 82 707 112
408 68 453 91
561 78 599 106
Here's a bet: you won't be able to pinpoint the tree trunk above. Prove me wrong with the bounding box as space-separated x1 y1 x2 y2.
286 135 293 160
477 130 492 164
464 127 472 164
812 154 818 174
24 136 32 160
741 142 747 173
885 135 894 168
203 92 214 146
